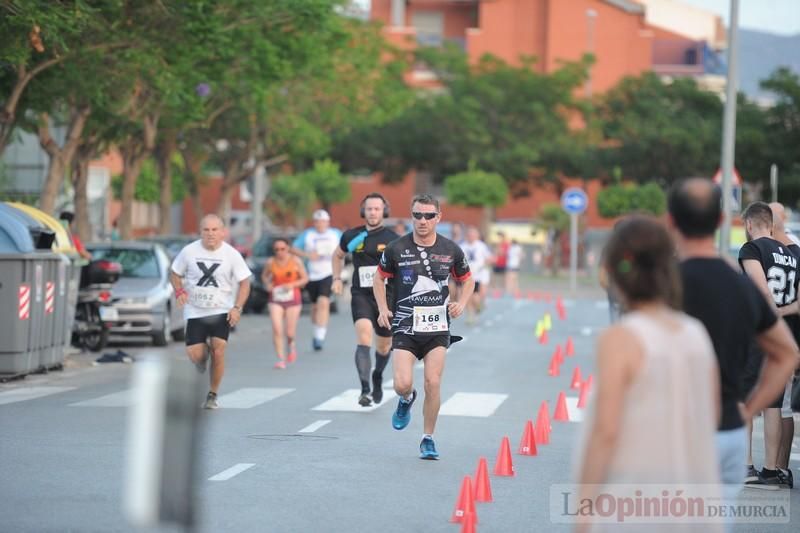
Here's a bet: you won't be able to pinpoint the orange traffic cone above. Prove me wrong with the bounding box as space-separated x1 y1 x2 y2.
556 301 566 320
570 366 583 390
518 420 538 456
565 337 574 356
473 457 493 503
554 344 564 365
585 374 594 390
493 436 515 476
554 391 570 422
577 381 589 408
536 401 551 444
548 354 560 377
450 476 477 523
539 329 548 345
461 510 477 533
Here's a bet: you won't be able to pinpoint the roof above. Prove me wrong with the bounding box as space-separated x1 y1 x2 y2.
604 0 646 15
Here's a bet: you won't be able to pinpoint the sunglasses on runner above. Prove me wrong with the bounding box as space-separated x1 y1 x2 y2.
412 212 438 220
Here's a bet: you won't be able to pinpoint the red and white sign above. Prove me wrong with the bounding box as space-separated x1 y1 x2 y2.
712 167 742 185
45 281 55 314
19 284 31 320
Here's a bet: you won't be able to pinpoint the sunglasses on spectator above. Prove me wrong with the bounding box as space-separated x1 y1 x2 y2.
412 212 438 220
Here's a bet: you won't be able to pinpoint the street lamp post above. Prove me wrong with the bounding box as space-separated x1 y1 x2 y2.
719 0 740 256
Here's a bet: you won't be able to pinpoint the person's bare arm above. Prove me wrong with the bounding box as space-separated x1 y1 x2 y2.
227 278 250 326
294 260 309 289
332 247 346 295
448 276 474 319
374 273 392 329
169 271 188 308
746 320 800 419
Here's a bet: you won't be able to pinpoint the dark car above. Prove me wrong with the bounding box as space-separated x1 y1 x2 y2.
138 234 199 259
244 232 344 314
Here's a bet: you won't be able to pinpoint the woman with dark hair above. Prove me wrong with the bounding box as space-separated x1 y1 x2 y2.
261 237 308 369
575 216 721 532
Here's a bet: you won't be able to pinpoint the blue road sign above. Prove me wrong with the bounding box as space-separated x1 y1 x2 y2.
561 187 588 215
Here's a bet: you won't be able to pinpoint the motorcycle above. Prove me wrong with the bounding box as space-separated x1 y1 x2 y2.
71 259 122 352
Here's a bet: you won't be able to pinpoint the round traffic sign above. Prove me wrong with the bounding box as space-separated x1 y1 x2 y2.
561 187 588 215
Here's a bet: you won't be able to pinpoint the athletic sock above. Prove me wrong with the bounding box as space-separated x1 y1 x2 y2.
761 467 778 477
355 345 372 392
422 433 432 440
373 350 390 376
314 326 327 341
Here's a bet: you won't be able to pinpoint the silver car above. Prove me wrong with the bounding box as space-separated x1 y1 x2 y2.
87 241 185 346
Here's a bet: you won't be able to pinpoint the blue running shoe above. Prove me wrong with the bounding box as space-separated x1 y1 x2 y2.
419 436 439 460
312 338 323 351
391 389 417 430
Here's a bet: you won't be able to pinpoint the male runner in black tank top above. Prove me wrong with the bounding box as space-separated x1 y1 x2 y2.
740 201 800 488
374 194 474 460
332 193 398 407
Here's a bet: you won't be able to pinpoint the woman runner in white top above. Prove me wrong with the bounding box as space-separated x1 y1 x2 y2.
575 216 721 533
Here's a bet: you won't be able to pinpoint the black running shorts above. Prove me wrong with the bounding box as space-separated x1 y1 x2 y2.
185 313 230 346
351 289 391 337
306 276 333 302
392 333 451 361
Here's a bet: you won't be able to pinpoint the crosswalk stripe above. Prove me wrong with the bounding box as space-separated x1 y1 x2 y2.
312 389 397 412
70 389 132 407
208 463 255 481
0 386 75 405
439 392 508 417
216 388 294 409
298 420 331 433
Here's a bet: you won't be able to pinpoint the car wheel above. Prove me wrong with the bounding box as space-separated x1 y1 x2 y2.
152 306 170 347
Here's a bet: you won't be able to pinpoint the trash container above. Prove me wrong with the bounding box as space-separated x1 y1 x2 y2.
8 202 80 368
0 204 60 376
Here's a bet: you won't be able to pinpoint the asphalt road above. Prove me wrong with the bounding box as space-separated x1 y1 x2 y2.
1 288 798 533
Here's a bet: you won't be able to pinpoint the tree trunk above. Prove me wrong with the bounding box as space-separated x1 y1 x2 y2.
480 205 494 240
37 106 91 214
218 180 236 223
72 145 92 242
118 114 159 239
155 132 177 235
179 146 208 232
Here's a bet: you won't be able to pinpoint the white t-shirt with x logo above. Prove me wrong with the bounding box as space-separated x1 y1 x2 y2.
171 240 252 320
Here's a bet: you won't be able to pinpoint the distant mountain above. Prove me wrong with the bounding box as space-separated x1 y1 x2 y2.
738 29 800 102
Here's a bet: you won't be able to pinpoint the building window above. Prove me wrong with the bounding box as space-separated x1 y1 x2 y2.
412 11 443 47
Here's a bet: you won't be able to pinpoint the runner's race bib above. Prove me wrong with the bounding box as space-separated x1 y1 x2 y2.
358 266 378 288
412 305 449 333
190 286 229 308
272 285 294 303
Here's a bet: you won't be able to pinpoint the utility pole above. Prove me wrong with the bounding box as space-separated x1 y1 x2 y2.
719 0 740 256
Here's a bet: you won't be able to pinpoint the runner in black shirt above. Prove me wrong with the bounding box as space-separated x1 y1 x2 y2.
374 194 474 460
668 180 797 498
332 193 398 407
739 200 800 489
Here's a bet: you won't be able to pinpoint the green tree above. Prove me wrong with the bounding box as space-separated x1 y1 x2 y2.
111 158 187 204
298 159 351 210
267 174 316 228
597 183 666 218
761 68 800 205
444 170 509 233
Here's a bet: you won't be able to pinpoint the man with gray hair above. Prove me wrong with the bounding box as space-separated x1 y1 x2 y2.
170 214 251 409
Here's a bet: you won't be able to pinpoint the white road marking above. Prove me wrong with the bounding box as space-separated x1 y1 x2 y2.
208 463 255 481
565 397 585 422
581 327 593 336
0 386 76 405
298 420 331 433
70 389 132 407
312 389 398 412
217 388 294 409
439 393 508 417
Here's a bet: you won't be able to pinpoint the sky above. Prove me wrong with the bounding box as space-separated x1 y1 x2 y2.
679 0 800 35
353 1 800 36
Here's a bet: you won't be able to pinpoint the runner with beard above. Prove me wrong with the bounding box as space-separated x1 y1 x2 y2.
375 194 474 459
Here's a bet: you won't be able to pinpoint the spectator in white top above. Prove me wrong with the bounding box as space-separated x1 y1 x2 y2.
461 226 493 324
505 238 523 295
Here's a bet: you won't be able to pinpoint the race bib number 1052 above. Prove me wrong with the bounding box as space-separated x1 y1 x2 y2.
412 305 448 333
190 286 228 308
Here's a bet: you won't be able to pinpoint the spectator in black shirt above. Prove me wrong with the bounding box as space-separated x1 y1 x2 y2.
668 178 798 492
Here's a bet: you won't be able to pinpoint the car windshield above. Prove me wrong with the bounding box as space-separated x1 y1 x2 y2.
91 248 160 278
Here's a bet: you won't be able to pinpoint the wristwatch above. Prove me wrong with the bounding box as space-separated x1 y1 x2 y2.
232 305 242 311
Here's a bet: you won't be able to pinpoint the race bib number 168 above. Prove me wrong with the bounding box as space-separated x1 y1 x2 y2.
412 305 448 333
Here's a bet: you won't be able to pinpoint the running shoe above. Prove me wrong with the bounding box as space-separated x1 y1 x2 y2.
312 338 323 351
391 389 417 430
777 469 793 489
358 392 372 407
287 350 297 363
274 360 286 370
745 465 758 483
203 391 218 410
371 371 383 404
419 436 439 460
745 469 782 490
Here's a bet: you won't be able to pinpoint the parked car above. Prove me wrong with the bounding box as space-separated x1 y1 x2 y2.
137 234 199 259
244 232 349 314
86 241 185 346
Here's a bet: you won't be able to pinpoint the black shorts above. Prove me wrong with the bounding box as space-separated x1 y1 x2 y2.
306 276 333 302
392 333 450 361
492 265 506 274
473 281 481 294
742 342 784 409
351 290 391 337
185 313 230 346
